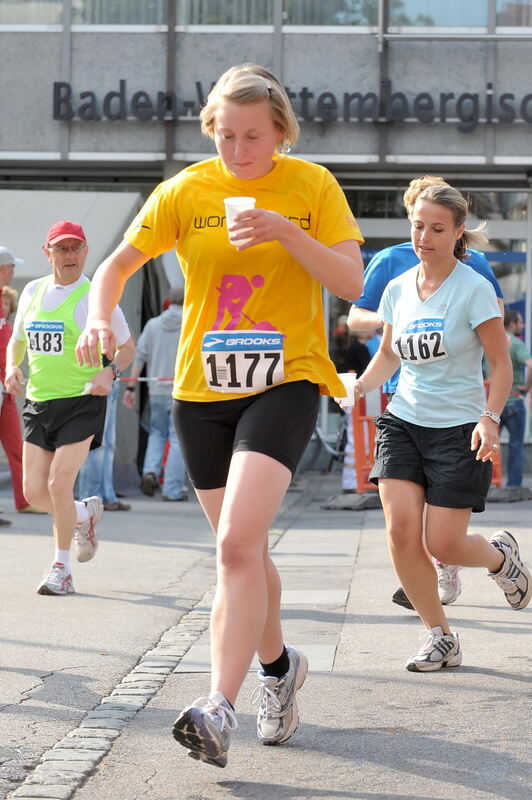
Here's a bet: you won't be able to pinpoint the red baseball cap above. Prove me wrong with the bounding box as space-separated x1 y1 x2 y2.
45 220 87 247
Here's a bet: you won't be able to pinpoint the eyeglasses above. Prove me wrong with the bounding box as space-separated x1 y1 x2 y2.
49 243 86 255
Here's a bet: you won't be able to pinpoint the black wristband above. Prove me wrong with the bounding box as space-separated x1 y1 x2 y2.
126 385 135 391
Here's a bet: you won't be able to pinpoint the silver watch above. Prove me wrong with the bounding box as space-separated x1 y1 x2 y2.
480 410 501 425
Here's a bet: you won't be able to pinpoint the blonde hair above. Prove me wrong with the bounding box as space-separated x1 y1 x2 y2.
200 63 300 152
415 184 489 261
2 286 18 316
403 175 449 213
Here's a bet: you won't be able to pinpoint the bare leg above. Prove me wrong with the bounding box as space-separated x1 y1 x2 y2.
425 506 504 573
196 450 291 706
23 439 94 551
379 478 449 633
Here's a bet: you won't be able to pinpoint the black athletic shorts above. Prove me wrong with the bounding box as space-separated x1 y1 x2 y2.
369 410 492 513
23 395 107 452
173 380 320 490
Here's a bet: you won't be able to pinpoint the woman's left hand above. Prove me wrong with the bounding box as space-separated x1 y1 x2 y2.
471 418 500 462
229 209 287 250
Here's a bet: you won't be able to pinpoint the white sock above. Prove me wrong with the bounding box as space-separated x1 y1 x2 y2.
75 501 89 524
54 548 71 569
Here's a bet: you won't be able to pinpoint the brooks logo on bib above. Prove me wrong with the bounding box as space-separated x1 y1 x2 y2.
26 320 64 355
202 330 284 393
393 318 447 364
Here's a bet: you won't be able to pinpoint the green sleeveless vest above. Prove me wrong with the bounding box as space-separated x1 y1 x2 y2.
24 277 102 401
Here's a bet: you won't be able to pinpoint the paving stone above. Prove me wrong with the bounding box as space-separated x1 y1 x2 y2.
110 687 156 697
43 750 104 762
78 717 127 730
35 760 94 773
98 699 145 710
66 727 119 740
83 709 135 720
12 784 74 798
54 738 109 751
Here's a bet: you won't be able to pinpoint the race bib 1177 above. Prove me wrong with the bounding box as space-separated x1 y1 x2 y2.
201 330 285 393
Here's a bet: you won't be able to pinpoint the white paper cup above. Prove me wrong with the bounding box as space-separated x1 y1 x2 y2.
224 196 256 245
334 372 358 409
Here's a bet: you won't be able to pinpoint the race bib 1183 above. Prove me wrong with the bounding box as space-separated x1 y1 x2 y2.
393 318 448 364
202 330 285 393
26 320 64 355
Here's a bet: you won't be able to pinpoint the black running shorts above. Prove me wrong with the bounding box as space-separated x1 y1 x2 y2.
173 380 320 489
369 410 492 513
23 395 107 452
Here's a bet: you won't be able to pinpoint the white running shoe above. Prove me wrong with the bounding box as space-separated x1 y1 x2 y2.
436 563 462 605
406 626 462 672
74 496 103 562
37 563 75 595
172 692 238 768
251 647 308 745
489 530 531 610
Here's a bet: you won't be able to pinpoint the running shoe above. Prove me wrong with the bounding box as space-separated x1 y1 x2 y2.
392 587 414 610
37 563 75 595
251 647 308 745
140 472 159 497
489 530 531 610
172 691 237 768
406 626 462 672
436 563 462 605
74 496 103 562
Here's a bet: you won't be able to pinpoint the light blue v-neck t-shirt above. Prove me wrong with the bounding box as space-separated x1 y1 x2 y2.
379 261 501 428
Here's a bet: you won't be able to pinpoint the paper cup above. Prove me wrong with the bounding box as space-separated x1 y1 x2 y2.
224 196 256 245
334 372 358 409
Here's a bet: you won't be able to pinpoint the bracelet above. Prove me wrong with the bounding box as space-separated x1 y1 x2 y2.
126 385 135 391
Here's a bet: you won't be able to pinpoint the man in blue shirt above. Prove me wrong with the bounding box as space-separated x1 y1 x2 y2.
348 176 504 609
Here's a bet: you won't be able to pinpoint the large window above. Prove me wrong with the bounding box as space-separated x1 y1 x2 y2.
72 0 165 24
389 0 488 27
176 0 273 24
497 0 532 25
0 0 62 23
283 0 378 25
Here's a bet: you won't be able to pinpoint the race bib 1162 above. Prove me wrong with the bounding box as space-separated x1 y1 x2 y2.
201 330 285 393
393 318 448 364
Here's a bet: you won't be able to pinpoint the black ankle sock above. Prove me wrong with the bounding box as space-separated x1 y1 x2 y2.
260 646 290 679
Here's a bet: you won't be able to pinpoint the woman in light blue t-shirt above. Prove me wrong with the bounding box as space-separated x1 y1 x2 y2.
351 184 531 673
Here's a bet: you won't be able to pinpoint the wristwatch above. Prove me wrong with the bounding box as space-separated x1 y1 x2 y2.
108 362 121 381
480 410 501 425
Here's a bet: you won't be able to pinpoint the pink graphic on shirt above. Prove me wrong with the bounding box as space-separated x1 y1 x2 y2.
213 274 276 330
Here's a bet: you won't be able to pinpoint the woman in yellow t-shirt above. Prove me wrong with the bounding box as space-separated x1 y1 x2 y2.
76 63 363 767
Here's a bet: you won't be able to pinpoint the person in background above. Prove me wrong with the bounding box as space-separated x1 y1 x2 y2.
5 221 131 595
351 183 529 673
348 175 505 610
77 336 135 511
500 309 532 487
76 63 363 767
0 247 43 522
124 286 188 502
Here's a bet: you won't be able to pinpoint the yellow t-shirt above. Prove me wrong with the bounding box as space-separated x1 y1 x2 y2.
124 154 363 402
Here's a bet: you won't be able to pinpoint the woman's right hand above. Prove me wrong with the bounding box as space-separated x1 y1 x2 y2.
76 321 116 367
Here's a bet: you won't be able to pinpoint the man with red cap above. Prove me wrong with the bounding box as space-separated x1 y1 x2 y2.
5 221 134 595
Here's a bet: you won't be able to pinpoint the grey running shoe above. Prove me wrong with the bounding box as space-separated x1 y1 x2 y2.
74 496 103 562
37 563 75 595
251 647 308 745
172 691 237 768
489 530 531 610
436 563 462 605
406 626 462 672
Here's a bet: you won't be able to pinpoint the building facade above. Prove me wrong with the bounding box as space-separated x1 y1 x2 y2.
1 0 531 445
